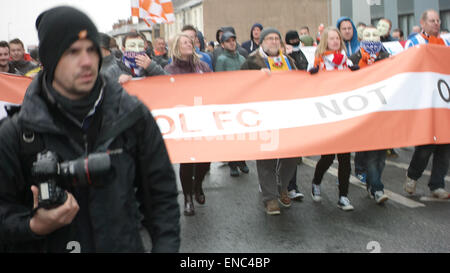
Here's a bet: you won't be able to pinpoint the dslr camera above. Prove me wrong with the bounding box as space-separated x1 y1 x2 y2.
32 151 111 209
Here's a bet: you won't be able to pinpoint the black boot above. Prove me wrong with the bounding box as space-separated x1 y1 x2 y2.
184 194 195 216
194 182 206 205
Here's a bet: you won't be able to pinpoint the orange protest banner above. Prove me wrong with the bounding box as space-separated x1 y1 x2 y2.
1 45 449 163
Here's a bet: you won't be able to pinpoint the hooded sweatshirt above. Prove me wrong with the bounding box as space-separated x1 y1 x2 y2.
242 23 263 54
213 26 248 69
336 17 360 56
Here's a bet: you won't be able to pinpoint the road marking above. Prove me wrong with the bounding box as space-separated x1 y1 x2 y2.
384 160 450 182
302 158 426 208
419 196 450 202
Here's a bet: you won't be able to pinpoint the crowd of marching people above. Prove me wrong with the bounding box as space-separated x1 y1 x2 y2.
1 8 449 221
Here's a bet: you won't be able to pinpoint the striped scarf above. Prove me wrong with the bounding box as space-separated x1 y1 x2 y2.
122 51 146 77
259 47 292 71
314 50 352 71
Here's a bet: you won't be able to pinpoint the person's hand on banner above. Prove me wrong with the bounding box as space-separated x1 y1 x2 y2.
349 64 360 71
308 66 319 74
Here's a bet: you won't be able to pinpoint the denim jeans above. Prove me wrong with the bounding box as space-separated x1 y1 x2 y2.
287 167 298 192
364 150 386 194
407 144 450 191
354 152 367 175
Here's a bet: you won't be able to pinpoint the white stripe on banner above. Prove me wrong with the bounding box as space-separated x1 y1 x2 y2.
0 102 17 120
153 72 450 140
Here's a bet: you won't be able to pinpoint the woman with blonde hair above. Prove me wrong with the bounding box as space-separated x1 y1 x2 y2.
165 33 211 74
164 33 212 216
311 26 356 72
309 26 359 211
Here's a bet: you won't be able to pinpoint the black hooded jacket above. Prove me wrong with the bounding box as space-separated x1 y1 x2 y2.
0 72 180 252
242 23 263 54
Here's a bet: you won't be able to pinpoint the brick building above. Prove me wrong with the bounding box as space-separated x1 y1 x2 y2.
163 0 330 44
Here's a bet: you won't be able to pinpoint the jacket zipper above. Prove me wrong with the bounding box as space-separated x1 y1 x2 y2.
83 134 88 156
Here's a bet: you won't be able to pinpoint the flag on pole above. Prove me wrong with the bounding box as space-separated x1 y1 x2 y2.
131 0 175 25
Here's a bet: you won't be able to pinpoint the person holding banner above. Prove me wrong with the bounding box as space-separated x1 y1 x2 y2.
349 26 390 205
349 26 390 68
405 10 450 48
215 31 251 178
309 27 359 210
284 30 309 71
284 30 308 201
241 28 298 215
404 9 450 199
165 33 212 216
349 25 389 186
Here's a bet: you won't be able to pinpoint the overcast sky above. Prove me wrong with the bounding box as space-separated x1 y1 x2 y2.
0 0 132 49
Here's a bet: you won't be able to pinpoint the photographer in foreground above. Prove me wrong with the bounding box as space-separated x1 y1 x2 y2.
0 6 180 252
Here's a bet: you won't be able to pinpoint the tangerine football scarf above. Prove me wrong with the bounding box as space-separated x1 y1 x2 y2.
421 32 446 45
314 49 350 71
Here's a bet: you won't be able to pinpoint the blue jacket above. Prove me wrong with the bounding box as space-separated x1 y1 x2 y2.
196 48 213 71
336 17 360 56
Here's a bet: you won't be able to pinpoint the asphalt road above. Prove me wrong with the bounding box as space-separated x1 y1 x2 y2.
142 147 450 253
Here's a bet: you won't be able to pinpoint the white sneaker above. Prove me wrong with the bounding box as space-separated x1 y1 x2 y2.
404 175 417 195
311 184 322 202
374 191 388 204
431 188 450 199
288 189 304 201
337 196 354 211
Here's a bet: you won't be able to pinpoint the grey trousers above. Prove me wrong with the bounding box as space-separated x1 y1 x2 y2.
256 158 298 203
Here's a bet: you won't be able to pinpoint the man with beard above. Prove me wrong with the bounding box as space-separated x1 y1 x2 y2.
241 28 298 215
0 6 180 252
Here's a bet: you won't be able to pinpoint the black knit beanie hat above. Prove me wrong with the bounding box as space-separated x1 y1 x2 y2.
36 6 102 82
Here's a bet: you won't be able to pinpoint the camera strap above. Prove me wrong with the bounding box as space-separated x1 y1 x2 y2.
10 115 45 188
95 105 145 151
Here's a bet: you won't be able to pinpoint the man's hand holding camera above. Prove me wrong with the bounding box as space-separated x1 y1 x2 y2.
29 185 79 236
